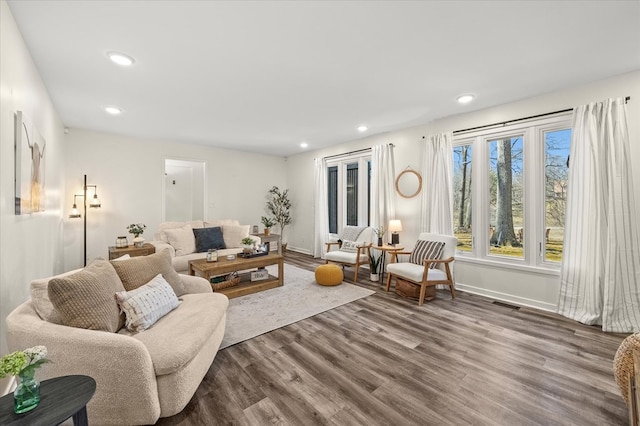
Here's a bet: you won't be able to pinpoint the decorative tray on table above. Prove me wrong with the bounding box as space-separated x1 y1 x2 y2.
237 251 269 259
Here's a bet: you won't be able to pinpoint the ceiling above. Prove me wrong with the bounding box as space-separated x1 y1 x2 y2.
7 1 640 157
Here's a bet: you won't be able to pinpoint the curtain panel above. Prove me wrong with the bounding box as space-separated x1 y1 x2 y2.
370 144 396 235
557 98 640 332
313 157 329 258
420 132 454 235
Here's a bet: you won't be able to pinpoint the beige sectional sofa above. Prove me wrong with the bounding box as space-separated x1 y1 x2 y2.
6 252 228 425
150 219 260 273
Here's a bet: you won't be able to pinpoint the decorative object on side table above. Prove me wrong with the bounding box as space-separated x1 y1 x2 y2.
389 219 403 245
261 216 276 236
116 236 128 248
0 345 49 414
266 186 292 251
126 223 146 247
374 225 386 247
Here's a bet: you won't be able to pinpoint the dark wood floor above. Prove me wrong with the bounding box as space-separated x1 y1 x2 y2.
157 251 629 426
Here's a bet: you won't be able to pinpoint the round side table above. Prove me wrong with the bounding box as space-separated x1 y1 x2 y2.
373 245 404 281
0 375 96 426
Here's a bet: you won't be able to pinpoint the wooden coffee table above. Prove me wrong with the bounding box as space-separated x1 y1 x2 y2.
189 253 284 298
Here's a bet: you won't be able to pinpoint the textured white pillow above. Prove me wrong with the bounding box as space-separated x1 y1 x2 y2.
164 224 196 256
339 240 359 253
222 224 251 248
115 274 179 332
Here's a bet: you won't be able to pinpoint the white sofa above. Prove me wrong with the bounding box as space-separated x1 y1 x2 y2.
149 219 261 273
6 257 228 425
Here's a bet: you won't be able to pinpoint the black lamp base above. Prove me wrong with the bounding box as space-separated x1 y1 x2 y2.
391 233 399 245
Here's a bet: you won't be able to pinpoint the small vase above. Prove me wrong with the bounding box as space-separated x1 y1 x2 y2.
370 273 380 282
14 369 40 414
133 236 145 248
377 237 383 246
264 228 271 236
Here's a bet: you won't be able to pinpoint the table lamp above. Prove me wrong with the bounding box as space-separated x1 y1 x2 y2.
389 219 403 245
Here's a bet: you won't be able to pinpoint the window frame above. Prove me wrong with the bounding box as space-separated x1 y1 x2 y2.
452 112 572 272
326 153 371 237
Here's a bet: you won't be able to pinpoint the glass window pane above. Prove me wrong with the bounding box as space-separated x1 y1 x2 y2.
346 163 358 226
488 136 524 258
327 166 338 234
544 129 571 262
453 144 473 252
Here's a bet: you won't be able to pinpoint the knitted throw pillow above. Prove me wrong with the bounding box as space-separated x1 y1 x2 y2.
48 259 126 332
110 249 185 296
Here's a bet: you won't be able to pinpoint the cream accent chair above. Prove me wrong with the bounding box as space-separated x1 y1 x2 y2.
385 233 457 305
324 227 374 283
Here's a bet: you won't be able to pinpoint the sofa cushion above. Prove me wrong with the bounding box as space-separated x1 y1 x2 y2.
222 224 251 248
204 219 239 228
48 259 126 332
111 249 186 296
155 220 204 242
409 240 445 269
124 292 229 376
115 274 179 332
164 224 196 256
193 226 226 252
31 268 82 324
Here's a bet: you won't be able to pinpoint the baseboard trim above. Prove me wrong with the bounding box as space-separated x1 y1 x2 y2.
455 282 557 312
284 246 312 256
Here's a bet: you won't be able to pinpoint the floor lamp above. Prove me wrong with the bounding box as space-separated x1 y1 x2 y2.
69 174 101 266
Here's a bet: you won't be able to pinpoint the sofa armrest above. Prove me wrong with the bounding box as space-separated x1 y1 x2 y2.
180 274 212 294
149 240 175 257
6 302 161 424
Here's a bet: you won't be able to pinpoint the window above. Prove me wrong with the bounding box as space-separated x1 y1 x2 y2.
452 114 571 269
327 154 371 235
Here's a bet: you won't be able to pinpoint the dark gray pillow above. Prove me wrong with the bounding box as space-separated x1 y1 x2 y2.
193 226 226 252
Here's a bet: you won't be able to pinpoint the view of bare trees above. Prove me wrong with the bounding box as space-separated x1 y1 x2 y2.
453 128 570 261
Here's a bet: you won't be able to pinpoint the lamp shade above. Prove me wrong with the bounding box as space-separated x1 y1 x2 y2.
388 220 403 233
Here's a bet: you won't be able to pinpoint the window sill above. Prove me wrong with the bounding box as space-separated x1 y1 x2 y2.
455 254 561 277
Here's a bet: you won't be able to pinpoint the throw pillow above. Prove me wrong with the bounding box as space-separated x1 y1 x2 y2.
409 240 445 269
339 240 360 253
222 224 251 248
115 274 179 332
110 249 186 296
48 259 126 332
164 224 196 256
193 226 226 252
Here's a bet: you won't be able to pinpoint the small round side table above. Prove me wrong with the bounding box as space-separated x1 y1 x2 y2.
373 245 404 281
0 375 96 426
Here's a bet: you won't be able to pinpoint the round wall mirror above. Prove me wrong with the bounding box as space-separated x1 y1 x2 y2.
395 169 422 198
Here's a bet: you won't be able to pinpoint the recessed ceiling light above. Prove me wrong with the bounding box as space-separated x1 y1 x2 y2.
300 142 309 148
457 94 475 104
108 52 135 66
357 125 368 132
104 106 122 115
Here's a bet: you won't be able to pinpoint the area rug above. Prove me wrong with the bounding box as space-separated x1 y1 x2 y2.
220 263 375 349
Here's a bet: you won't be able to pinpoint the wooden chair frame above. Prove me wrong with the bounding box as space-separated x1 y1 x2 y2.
325 241 372 283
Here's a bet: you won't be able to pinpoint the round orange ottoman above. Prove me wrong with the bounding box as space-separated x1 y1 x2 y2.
315 264 343 286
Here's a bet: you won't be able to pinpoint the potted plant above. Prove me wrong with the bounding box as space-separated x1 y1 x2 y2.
261 216 276 236
127 223 147 247
369 252 382 282
266 186 292 251
241 237 255 254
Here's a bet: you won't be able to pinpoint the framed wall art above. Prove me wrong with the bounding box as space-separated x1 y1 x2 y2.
15 111 46 215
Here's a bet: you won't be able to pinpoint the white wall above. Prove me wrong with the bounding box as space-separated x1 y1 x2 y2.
62 129 287 270
0 0 66 385
286 70 640 311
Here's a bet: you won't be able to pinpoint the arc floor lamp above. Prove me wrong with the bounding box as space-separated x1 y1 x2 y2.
69 174 101 266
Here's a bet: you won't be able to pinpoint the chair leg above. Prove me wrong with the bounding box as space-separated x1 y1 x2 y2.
353 262 359 283
385 273 392 292
418 283 427 306
449 283 456 299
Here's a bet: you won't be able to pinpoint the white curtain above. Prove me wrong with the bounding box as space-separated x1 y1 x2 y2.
420 132 454 235
557 98 640 332
313 157 329 258
370 144 396 235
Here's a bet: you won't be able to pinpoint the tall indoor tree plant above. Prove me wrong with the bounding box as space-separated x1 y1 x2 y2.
266 186 292 250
